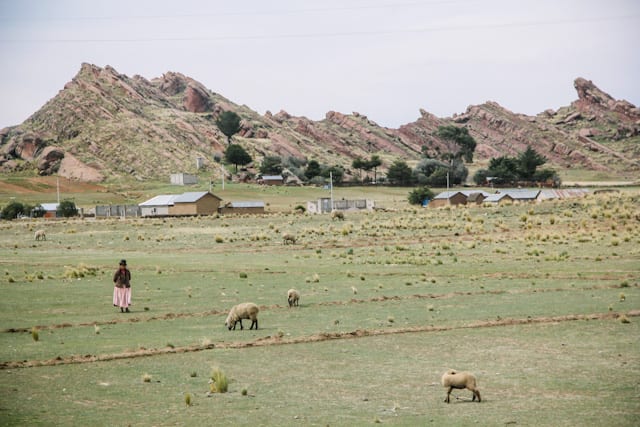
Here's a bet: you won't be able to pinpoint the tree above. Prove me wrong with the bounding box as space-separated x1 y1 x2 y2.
224 144 252 172
1 201 26 220
408 187 435 205
215 111 242 144
436 125 477 163
517 146 547 180
58 200 78 218
387 160 413 186
304 160 322 180
352 157 366 181
260 156 283 175
364 155 382 183
321 165 344 184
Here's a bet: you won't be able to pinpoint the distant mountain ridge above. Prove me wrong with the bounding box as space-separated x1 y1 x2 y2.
1 63 638 182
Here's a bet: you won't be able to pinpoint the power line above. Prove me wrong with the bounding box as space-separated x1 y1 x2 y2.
0 13 637 44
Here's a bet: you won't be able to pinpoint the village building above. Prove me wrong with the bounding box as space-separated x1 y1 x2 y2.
38 203 60 218
258 175 285 186
428 191 491 208
218 201 266 215
170 173 198 185
483 193 514 205
139 191 221 217
307 197 375 214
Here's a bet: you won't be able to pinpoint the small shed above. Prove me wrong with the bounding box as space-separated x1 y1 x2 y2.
466 192 487 205
258 175 285 186
219 201 265 215
429 191 467 208
484 193 514 205
170 173 198 185
169 191 221 216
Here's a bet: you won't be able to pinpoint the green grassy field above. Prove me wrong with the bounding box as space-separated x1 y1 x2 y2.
1 188 639 426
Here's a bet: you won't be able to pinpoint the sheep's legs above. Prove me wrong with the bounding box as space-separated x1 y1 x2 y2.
473 390 481 402
445 387 452 403
250 319 258 330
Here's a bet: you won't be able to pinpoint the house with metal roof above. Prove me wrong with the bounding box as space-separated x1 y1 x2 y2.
496 189 540 202
170 191 222 216
258 175 285 186
483 193 514 204
37 203 60 218
139 192 221 216
428 190 491 208
139 195 179 216
219 201 265 215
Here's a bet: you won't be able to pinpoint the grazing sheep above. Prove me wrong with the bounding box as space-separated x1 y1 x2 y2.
283 233 297 245
287 289 300 307
225 302 259 330
441 369 481 403
331 210 345 221
34 229 46 241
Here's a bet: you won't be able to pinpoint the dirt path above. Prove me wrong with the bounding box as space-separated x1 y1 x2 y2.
3 283 632 334
1 310 638 370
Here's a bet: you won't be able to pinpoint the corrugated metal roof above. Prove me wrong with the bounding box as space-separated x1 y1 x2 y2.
433 190 492 200
139 195 177 207
40 203 59 211
484 193 512 203
173 191 209 203
497 189 540 200
261 175 283 180
433 191 463 200
227 201 265 208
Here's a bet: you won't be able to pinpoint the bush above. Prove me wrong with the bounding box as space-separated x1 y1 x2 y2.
1 201 26 220
408 187 435 205
57 200 78 218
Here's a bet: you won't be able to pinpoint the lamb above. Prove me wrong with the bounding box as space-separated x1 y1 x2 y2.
283 233 296 245
34 229 46 241
287 289 300 307
441 369 481 403
225 302 259 330
331 210 345 221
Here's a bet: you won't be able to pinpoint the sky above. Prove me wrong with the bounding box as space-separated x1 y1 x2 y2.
0 0 639 129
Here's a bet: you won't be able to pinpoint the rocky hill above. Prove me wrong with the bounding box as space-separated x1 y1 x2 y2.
1 63 638 182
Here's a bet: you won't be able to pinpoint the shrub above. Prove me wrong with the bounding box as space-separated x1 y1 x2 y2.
142 373 152 383
31 327 39 342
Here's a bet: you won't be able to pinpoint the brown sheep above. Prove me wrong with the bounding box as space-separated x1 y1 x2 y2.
283 233 297 245
34 229 46 241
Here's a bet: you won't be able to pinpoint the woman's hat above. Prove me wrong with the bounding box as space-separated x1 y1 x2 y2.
119 259 127 266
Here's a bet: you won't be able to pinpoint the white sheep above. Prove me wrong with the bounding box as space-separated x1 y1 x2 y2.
441 369 481 403
331 210 345 221
225 302 259 330
287 289 300 307
283 233 297 245
34 229 46 241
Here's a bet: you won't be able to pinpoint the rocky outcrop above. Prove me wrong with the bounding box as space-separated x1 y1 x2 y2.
183 84 212 113
0 64 637 182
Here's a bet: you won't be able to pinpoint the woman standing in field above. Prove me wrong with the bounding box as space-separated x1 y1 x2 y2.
113 259 131 313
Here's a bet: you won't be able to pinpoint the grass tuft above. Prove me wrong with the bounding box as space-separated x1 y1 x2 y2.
209 366 228 393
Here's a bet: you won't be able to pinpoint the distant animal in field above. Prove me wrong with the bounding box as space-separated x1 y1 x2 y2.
34 229 46 241
331 210 345 221
287 289 300 307
225 302 259 330
283 233 297 245
441 369 481 403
